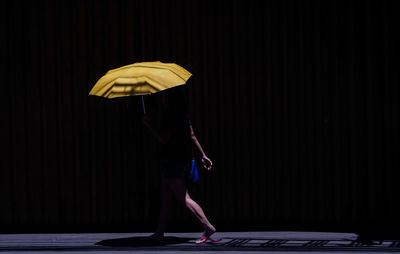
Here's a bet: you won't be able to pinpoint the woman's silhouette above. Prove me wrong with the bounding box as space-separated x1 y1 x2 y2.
142 87 216 244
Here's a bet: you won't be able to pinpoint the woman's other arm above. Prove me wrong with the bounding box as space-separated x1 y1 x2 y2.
190 125 213 171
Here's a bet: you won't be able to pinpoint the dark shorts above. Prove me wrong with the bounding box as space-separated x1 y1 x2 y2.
161 160 191 180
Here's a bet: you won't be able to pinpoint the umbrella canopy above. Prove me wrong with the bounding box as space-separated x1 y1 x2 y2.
89 61 192 99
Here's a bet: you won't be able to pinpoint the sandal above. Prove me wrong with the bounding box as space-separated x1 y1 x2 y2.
195 235 222 244
195 236 209 244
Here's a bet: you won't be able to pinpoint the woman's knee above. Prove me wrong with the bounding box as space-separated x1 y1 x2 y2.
184 195 195 208
175 191 194 209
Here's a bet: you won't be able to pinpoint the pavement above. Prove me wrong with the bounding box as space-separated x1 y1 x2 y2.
1 231 400 253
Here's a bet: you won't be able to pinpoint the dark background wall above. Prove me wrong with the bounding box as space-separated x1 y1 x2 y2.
1 0 399 234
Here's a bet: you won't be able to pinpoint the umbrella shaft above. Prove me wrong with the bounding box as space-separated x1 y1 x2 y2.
141 96 146 114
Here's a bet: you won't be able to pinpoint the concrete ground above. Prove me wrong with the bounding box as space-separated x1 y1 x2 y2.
1 231 399 253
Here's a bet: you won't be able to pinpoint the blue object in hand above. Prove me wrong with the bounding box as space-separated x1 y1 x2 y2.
190 159 199 183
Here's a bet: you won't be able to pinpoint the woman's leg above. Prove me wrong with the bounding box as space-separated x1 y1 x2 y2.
151 179 172 238
168 179 216 236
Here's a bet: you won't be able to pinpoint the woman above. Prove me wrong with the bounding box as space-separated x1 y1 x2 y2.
142 87 217 244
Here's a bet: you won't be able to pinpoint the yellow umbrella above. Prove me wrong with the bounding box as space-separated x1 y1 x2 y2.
89 61 192 113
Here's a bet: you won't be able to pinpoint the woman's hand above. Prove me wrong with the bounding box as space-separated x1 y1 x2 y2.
201 156 213 171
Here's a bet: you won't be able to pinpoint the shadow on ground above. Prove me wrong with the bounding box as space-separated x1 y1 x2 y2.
96 236 195 247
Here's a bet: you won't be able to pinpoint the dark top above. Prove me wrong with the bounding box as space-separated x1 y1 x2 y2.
159 109 193 162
